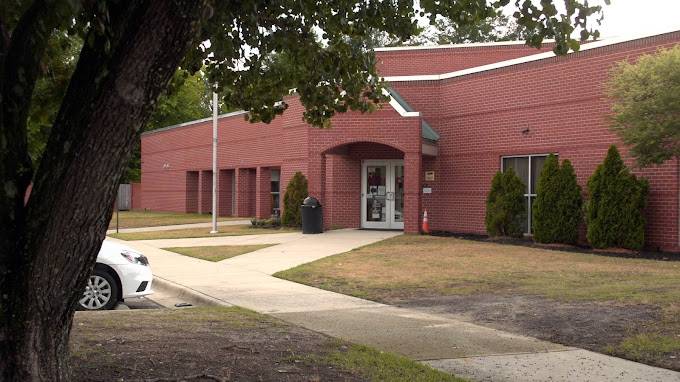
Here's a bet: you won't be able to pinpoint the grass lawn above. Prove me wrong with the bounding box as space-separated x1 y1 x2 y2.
275 234 680 371
108 225 296 240
70 306 464 382
108 210 246 229
164 244 275 262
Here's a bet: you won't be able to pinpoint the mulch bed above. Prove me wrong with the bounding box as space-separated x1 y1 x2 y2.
429 230 680 261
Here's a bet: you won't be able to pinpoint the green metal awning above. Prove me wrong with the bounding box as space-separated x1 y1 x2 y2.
421 120 440 143
386 87 440 143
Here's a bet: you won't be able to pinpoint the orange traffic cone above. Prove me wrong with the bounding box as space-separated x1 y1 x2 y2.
422 210 430 234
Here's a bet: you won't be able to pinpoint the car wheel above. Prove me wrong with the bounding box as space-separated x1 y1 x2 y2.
79 269 119 311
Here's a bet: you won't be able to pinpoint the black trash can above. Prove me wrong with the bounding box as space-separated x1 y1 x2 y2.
301 196 323 234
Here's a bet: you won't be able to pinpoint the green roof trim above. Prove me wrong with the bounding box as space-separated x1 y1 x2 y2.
386 87 440 142
386 87 416 112
421 120 440 142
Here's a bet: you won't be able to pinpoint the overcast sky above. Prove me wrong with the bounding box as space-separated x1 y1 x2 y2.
590 0 680 38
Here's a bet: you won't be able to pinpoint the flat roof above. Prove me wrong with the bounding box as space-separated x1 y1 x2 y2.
374 39 555 52
142 110 248 136
144 28 679 135
383 29 680 82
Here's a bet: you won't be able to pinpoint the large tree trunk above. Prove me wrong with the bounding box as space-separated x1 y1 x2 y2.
0 1 209 380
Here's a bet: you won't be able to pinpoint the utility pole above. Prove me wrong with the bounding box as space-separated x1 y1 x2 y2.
210 91 218 234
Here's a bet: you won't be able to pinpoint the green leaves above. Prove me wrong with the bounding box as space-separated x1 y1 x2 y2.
532 155 582 244
282 172 309 227
485 168 526 238
608 46 680 166
586 146 648 250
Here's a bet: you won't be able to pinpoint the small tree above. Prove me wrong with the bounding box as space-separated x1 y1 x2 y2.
586 146 649 250
532 154 561 243
282 172 309 227
608 46 680 166
555 160 583 244
533 155 582 244
485 168 526 238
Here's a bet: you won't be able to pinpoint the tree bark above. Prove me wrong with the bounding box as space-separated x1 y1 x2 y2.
0 1 209 380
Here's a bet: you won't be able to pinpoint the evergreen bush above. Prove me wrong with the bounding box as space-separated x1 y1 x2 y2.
281 172 308 227
485 168 526 238
586 145 649 250
532 155 582 244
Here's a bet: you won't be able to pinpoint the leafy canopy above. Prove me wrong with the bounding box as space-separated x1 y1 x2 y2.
608 45 680 166
433 12 529 44
186 0 604 128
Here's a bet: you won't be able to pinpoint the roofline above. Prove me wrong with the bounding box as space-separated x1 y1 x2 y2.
143 90 419 136
382 29 680 83
382 88 420 117
142 110 248 136
374 39 556 52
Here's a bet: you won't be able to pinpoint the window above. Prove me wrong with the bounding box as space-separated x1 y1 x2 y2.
501 154 555 234
270 169 281 216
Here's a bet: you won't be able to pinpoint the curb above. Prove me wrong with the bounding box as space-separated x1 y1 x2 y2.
151 276 232 308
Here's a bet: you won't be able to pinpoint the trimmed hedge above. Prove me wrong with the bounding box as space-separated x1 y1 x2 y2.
532 155 582 244
485 168 526 238
586 145 648 250
281 172 308 227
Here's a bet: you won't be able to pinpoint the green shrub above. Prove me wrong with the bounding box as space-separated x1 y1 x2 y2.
532 155 582 244
250 217 281 228
282 172 308 227
485 168 526 238
586 145 649 250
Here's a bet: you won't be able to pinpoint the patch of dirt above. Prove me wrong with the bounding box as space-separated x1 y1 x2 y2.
393 294 680 370
70 307 364 382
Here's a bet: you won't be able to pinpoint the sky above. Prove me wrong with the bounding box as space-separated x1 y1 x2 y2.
596 0 680 38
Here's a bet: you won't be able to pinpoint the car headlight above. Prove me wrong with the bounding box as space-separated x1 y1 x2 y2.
120 250 150 266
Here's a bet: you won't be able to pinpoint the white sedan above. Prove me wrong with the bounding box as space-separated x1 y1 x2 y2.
79 240 154 310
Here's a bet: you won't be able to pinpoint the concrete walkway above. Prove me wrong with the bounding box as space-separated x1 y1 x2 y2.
114 230 680 382
106 219 251 234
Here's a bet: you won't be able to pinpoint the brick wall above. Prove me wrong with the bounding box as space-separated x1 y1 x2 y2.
130 182 142 210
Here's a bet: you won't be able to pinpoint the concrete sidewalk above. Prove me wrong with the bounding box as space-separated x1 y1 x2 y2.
106 219 251 234
114 230 680 382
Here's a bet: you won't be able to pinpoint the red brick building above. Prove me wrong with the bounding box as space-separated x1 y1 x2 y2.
141 30 680 252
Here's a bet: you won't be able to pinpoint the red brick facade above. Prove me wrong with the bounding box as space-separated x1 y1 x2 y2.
141 31 680 252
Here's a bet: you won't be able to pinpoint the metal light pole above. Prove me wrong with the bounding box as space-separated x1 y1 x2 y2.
210 91 218 234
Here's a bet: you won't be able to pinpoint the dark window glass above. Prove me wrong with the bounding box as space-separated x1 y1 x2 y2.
502 154 555 234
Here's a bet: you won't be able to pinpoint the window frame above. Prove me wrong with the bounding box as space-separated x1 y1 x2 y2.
500 153 556 235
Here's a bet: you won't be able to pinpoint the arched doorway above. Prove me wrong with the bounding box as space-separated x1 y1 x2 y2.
321 141 407 230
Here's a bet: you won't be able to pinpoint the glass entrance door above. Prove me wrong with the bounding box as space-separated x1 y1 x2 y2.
361 160 404 230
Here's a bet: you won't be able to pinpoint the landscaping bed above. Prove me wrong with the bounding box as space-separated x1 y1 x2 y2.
275 234 680 371
108 225 296 240
70 306 463 382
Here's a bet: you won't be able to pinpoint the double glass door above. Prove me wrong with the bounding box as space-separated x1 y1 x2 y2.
361 160 404 230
